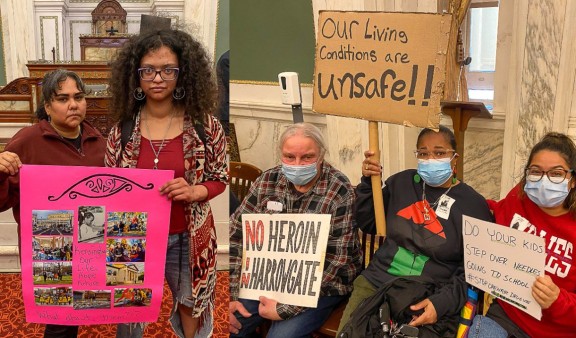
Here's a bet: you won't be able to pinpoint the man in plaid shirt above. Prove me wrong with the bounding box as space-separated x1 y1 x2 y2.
229 123 362 337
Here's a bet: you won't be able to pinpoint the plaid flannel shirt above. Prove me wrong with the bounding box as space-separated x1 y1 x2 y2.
230 162 362 320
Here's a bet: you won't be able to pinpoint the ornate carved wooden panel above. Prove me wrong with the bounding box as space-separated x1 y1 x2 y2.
0 77 34 123
91 0 127 35
0 78 32 95
80 0 130 61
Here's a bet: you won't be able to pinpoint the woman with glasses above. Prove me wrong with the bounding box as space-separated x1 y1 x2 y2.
106 28 228 338
337 126 493 338
470 132 576 338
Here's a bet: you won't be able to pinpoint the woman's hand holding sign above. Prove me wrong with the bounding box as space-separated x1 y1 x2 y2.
532 275 560 309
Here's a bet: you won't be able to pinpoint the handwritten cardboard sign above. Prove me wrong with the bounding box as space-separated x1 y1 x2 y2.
313 11 453 128
239 214 331 307
463 215 545 320
20 165 173 324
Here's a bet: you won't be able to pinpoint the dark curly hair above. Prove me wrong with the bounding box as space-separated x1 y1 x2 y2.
36 69 86 121
519 132 576 219
108 28 217 124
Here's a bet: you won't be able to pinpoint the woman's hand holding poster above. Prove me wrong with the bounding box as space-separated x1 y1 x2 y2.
20 165 173 325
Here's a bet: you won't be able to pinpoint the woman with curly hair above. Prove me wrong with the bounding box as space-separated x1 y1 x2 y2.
106 28 228 338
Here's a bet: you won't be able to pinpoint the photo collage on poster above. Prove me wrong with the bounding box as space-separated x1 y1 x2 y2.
32 208 152 309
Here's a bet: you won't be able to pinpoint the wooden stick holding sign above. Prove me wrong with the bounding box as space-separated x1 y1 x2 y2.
369 122 386 236
312 11 453 236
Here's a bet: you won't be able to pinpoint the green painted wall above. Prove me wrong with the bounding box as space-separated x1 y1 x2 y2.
215 0 230 62
230 0 315 84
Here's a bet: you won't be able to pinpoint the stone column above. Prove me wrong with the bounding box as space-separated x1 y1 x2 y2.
0 0 36 80
182 0 218 60
498 0 576 197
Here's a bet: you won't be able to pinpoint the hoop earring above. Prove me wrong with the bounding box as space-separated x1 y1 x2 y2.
133 87 146 101
172 87 185 100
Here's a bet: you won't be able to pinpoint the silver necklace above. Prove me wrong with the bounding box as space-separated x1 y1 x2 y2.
422 182 453 221
144 110 175 170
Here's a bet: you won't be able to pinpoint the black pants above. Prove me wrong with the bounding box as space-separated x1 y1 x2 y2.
44 324 78 338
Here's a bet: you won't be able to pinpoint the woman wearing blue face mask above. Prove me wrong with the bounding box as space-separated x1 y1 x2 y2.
470 132 576 338
337 126 493 338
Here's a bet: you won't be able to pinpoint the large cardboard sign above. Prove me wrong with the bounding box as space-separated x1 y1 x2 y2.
20 165 173 324
463 215 545 320
313 11 453 128
239 214 331 307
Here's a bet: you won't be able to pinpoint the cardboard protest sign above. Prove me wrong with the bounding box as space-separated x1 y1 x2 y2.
20 165 173 324
313 11 453 128
463 215 545 320
239 214 331 307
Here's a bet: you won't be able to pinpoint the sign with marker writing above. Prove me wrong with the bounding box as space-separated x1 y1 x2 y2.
239 214 331 307
20 165 173 324
463 215 545 320
313 11 453 128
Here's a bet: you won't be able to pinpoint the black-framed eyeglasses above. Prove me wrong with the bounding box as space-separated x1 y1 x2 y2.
137 67 179 81
525 167 573 184
413 149 456 160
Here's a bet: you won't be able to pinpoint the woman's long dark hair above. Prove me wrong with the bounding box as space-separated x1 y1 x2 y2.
108 28 217 124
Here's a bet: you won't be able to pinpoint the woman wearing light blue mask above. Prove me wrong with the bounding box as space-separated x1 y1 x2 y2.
471 132 576 338
338 126 494 338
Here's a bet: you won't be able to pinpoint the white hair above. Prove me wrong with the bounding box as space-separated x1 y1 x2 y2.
278 123 327 159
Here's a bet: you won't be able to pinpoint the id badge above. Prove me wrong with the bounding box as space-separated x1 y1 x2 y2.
266 201 283 212
435 195 455 220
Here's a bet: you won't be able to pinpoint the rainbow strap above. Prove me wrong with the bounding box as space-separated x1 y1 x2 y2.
456 287 479 338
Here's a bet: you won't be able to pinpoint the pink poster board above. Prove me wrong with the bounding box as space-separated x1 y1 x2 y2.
19 165 173 325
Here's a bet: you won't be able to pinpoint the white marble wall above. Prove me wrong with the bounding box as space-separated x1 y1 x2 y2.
498 0 576 197
0 101 30 111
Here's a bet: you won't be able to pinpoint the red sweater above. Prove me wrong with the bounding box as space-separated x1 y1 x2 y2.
0 120 106 226
488 185 576 337
138 134 225 234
